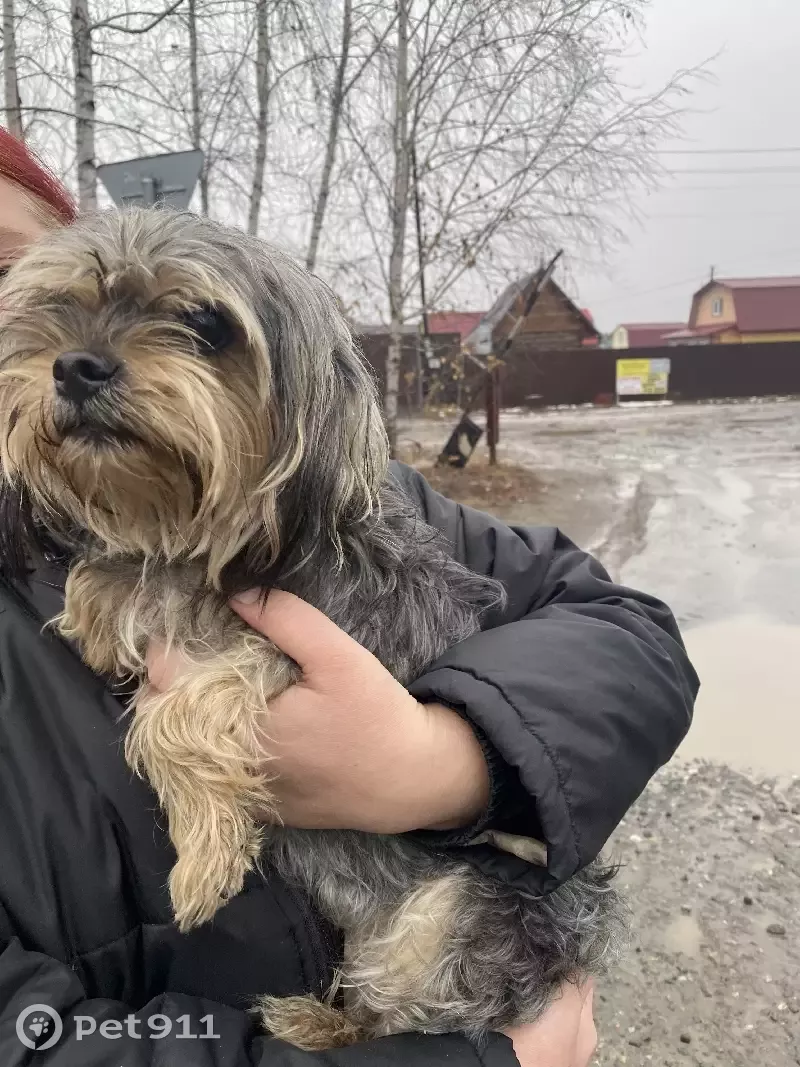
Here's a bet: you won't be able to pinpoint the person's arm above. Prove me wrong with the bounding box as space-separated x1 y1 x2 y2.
0 934 518 1067
391 462 698 890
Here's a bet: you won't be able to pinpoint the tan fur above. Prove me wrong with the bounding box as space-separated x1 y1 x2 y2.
127 653 282 928
0 210 624 1050
60 561 138 674
60 557 299 928
0 213 302 586
261 874 468 1044
259 993 366 1051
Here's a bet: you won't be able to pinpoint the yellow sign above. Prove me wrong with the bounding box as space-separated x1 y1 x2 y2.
616 357 670 396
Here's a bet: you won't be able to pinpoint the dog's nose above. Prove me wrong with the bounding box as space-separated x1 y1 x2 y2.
53 350 119 403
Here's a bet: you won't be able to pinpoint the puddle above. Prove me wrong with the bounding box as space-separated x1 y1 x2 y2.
680 615 800 776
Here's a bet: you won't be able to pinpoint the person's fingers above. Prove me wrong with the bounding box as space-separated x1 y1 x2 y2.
229 589 368 677
146 641 190 691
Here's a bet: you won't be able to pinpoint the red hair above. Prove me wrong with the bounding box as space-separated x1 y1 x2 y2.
0 129 76 223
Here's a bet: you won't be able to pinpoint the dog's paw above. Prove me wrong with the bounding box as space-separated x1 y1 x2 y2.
169 823 262 930
259 995 365 1050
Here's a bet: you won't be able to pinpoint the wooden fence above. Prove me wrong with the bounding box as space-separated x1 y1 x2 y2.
358 334 800 410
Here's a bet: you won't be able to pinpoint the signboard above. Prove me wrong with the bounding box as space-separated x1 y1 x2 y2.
436 414 483 468
471 323 492 357
98 150 204 210
616 357 671 397
421 335 441 370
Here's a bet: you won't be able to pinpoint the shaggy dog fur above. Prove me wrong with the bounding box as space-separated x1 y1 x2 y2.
0 209 625 1049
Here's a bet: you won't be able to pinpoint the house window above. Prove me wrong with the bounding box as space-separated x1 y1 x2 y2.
711 297 723 317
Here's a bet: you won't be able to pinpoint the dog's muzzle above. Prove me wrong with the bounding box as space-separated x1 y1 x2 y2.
53 350 120 405
51 350 132 444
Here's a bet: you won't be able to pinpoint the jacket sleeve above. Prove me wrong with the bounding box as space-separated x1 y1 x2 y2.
0 935 517 1067
391 462 698 891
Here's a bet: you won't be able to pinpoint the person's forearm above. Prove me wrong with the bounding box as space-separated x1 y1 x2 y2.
413 703 491 831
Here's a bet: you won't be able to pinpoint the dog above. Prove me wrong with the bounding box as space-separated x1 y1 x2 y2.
0 208 624 1049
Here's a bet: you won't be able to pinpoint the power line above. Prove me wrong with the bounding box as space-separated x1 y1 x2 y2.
591 250 800 310
646 212 799 219
659 146 800 155
590 275 705 307
667 166 800 175
655 183 800 192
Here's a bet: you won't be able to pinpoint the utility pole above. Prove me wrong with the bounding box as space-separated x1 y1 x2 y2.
485 356 500 465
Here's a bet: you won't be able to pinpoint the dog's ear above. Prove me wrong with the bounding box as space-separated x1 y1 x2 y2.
270 331 387 580
231 261 389 588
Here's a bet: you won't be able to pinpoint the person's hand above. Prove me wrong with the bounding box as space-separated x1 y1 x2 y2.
502 980 597 1067
146 589 490 834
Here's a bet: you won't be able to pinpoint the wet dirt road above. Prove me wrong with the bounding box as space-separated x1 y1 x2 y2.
402 399 800 778
401 400 800 1065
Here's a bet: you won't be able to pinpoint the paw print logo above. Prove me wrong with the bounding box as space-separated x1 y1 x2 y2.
16 1004 63 1050
29 1015 52 1037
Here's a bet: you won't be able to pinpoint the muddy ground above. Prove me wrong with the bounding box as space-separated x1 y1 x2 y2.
400 400 800 1067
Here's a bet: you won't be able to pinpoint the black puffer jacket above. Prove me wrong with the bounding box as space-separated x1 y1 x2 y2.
0 462 698 1066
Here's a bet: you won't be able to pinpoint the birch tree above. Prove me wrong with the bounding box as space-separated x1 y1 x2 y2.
304 0 351 270
246 0 270 233
70 0 186 209
304 0 397 272
70 0 95 206
384 0 409 456
186 0 208 212
332 0 695 442
2 0 23 138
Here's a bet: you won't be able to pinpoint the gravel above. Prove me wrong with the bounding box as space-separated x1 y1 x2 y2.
594 762 800 1067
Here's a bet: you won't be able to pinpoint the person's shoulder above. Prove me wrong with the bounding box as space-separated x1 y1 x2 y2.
387 460 427 503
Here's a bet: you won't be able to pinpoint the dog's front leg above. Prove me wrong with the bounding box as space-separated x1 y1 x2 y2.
125 641 297 929
59 560 140 674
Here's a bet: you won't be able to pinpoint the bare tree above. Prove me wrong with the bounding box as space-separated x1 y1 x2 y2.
7 0 698 446
304 0 350 269
330 0 697 434
71 0 95 207
304 1 398 272
187 0 208 212
247 0 270 234
384 0 409 456
2 0 23 138
70 0 186 209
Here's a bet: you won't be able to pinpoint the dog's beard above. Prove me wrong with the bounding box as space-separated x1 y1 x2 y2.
0 347 273 573
0 207 390 589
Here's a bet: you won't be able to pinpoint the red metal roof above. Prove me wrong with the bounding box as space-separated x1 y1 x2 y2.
691 276 800 333
718 276 800 289
619 322 686 348
729 283 800 333
427 311 485 338
662 322 734 341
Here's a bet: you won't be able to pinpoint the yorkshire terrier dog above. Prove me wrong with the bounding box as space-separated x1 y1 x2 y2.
0 209 624 1049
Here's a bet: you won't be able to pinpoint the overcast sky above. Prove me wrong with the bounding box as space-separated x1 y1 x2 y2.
571 0 798 334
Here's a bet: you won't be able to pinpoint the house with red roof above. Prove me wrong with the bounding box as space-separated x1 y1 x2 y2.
462 271 599 352
427 311 486 340
664 276 800 345
609 322 686 349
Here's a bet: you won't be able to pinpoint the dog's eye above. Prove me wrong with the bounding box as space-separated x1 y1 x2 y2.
180 305 233 354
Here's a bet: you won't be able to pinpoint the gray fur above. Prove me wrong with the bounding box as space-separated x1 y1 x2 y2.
0 207 627 1046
